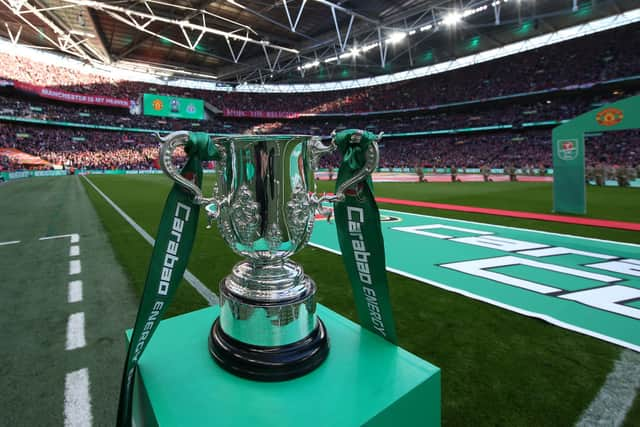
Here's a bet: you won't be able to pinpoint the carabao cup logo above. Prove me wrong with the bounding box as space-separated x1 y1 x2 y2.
558 139 578 161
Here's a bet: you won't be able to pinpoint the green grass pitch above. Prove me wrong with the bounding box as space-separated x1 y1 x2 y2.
81 176 640 427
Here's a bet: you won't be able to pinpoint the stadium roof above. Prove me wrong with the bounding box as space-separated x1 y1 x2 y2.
0 0 637 85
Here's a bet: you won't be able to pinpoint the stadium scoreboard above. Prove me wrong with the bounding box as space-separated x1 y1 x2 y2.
142 94 205 120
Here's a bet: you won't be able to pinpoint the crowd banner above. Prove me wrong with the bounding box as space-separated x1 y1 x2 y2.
223 108 300 119
0 148 53 167
12 81 133 109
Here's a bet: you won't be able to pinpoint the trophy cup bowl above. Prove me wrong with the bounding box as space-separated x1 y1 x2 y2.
158 131 380 381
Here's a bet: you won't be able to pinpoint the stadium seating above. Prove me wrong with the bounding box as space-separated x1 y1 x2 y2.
0 23 639 172
0 24 637 113
2 121 638 171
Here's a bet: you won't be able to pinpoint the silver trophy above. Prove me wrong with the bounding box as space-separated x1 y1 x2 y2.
159 132 379 381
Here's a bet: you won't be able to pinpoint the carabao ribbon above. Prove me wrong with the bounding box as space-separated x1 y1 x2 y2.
116 132 218 427
333 129 398 344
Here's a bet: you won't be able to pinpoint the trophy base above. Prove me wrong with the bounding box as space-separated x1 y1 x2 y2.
209 317 329 382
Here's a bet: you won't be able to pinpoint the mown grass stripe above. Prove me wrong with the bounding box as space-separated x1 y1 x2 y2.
81 175 218 306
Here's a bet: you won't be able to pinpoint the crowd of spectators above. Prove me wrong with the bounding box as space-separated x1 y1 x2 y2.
0 154 15 171
372 130 640 170
0 124 162 170
1 90 633 137
0 22 638 173
1 122 638 172
0 24 637 114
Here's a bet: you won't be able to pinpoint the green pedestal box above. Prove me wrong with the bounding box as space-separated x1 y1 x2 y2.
130 305 441 426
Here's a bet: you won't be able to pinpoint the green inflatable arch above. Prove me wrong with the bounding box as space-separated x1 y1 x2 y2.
552 95 640 214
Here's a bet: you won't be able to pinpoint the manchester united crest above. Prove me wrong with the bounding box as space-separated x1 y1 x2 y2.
151 98 164 111
596 107 624 127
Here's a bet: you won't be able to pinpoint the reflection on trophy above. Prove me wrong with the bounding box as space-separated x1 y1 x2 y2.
158 132 379 381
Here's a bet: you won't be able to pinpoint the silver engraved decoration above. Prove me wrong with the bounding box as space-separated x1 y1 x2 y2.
229 184 261 246
286 187 312 245
265 222 283 253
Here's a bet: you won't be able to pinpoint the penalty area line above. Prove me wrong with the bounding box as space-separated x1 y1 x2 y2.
0 240 20 246
81 175 218 306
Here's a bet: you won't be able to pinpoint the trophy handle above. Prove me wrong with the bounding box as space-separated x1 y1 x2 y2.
333 131 381 201
313 131 381 204
158 131 219 209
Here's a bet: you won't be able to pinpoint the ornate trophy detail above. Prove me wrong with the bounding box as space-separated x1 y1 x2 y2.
286 186 312 245
158 132 380 381
228 184 261 246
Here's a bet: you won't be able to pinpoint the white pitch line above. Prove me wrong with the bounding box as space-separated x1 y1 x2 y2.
576 349 640 427
68 280 83 303
69 260 81 275
82 175 218 306
70 245 80 257
65 312 86 351
39 233 80 243
0 240 20 246
64 368 93 427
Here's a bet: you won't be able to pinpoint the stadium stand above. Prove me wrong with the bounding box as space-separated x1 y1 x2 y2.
0 23 638 113
2 121 638 172
0 23 638 172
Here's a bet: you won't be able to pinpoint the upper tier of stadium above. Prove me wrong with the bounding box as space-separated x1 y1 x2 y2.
0 16 638 114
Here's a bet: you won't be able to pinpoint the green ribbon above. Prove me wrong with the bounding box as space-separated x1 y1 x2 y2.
333 129 398 344
116 132 219 427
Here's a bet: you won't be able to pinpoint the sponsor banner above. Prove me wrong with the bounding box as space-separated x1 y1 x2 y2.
80 169 163 175
12 80 132 108
8 171 30 179
33 170 67 177
311 209 640 351
0 170 68 181
223 108 300 119
143 94 204 120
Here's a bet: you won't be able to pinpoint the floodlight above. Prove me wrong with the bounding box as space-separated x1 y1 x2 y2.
442 11 462 26
386 32 407 44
